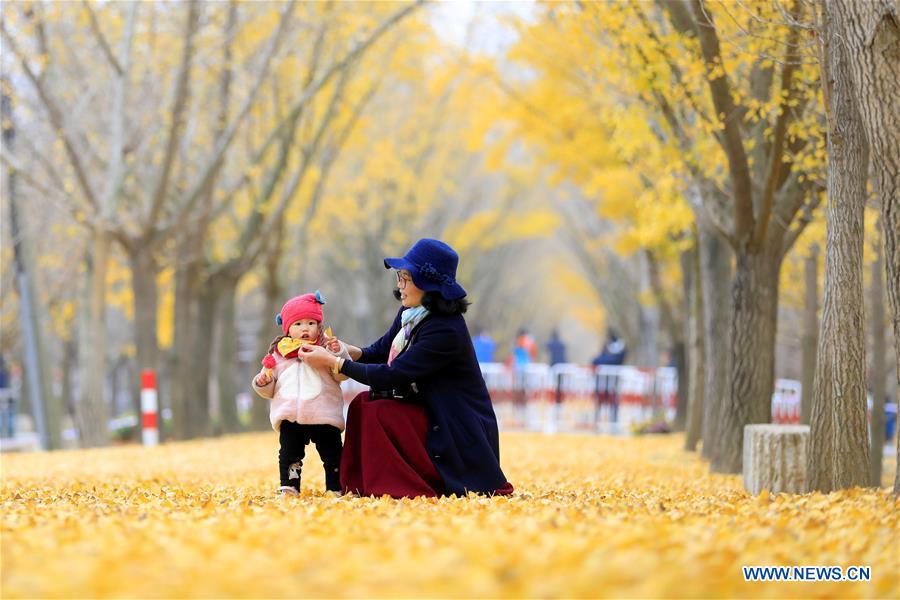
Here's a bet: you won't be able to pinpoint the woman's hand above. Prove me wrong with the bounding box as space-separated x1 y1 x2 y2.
346 344 363 361
300 344 340 370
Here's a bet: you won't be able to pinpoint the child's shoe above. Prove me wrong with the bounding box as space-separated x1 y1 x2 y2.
277 486 299 497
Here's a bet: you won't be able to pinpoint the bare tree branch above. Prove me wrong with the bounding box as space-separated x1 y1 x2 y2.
0 22 99 209
165 0 298 231
98 1 138 225
631 4 719 134
658 0 698 36
771 168 815 241
196 16 330 232
81 0 124 75
12 131 74 199
146 0 200 229
645 248 682 342
22 3 52 86
0 150 94 229
671 0 755 242
230 0 425 184
780 185 824 256
236 63 356 270
175 0 420 241
752 0 804 249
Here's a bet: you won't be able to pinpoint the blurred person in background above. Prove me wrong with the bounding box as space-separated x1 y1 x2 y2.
0 355 13 438
545 329 567 366
472 329 496 364
511 329 537 368
592 328 627 366
591 328 628 423
509 329 537 411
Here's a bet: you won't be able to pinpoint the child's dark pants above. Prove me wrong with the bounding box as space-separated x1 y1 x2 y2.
279 421 343 492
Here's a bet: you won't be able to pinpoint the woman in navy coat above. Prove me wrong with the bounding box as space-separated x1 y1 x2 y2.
301 238 513 497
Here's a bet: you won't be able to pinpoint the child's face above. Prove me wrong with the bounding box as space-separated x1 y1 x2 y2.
288 319 320 341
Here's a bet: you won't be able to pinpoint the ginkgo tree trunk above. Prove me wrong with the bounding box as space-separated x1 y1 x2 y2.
698 221 731 462
800 244 819 426
828 0 900 494
807 0 871 492
683 243 704 450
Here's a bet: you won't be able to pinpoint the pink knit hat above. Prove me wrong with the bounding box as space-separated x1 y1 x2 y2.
276 291 325 334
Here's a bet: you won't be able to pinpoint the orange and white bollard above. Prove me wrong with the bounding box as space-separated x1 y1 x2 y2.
141 370 159 446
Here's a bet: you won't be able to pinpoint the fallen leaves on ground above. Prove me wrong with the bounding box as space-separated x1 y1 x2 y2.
1 432 897 598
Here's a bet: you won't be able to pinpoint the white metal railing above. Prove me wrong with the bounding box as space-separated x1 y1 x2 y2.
337 363 900 436
477 363 679 433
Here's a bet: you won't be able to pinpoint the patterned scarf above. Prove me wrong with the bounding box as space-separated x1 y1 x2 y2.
276 336 319 358
387 306 429 365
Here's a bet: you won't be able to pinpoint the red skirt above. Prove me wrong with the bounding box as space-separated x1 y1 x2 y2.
340 392 514 498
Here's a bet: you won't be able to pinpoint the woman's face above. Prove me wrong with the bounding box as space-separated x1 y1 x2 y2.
396 270 424 308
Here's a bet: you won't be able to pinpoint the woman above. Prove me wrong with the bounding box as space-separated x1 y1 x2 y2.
300 238 513 498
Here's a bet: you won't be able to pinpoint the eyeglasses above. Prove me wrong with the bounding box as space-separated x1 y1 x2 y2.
396 271 412 288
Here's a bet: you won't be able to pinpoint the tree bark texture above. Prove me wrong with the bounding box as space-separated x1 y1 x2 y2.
808 1 871 492
800 245 819 426
213 273 241 435
685 246 705 451
712 248 781 473
829 0 900 494
699 223 732 463
78 232 112 447
674 252 693 432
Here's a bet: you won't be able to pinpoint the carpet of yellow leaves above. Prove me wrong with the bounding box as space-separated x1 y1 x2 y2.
1 432 897 599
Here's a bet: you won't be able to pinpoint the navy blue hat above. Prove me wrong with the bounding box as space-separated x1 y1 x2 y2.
384 238 467 300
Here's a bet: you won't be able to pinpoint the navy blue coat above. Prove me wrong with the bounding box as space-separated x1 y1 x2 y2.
341 308 510 496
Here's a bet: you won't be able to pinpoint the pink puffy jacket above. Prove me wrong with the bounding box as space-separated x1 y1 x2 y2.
251 343 350 432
